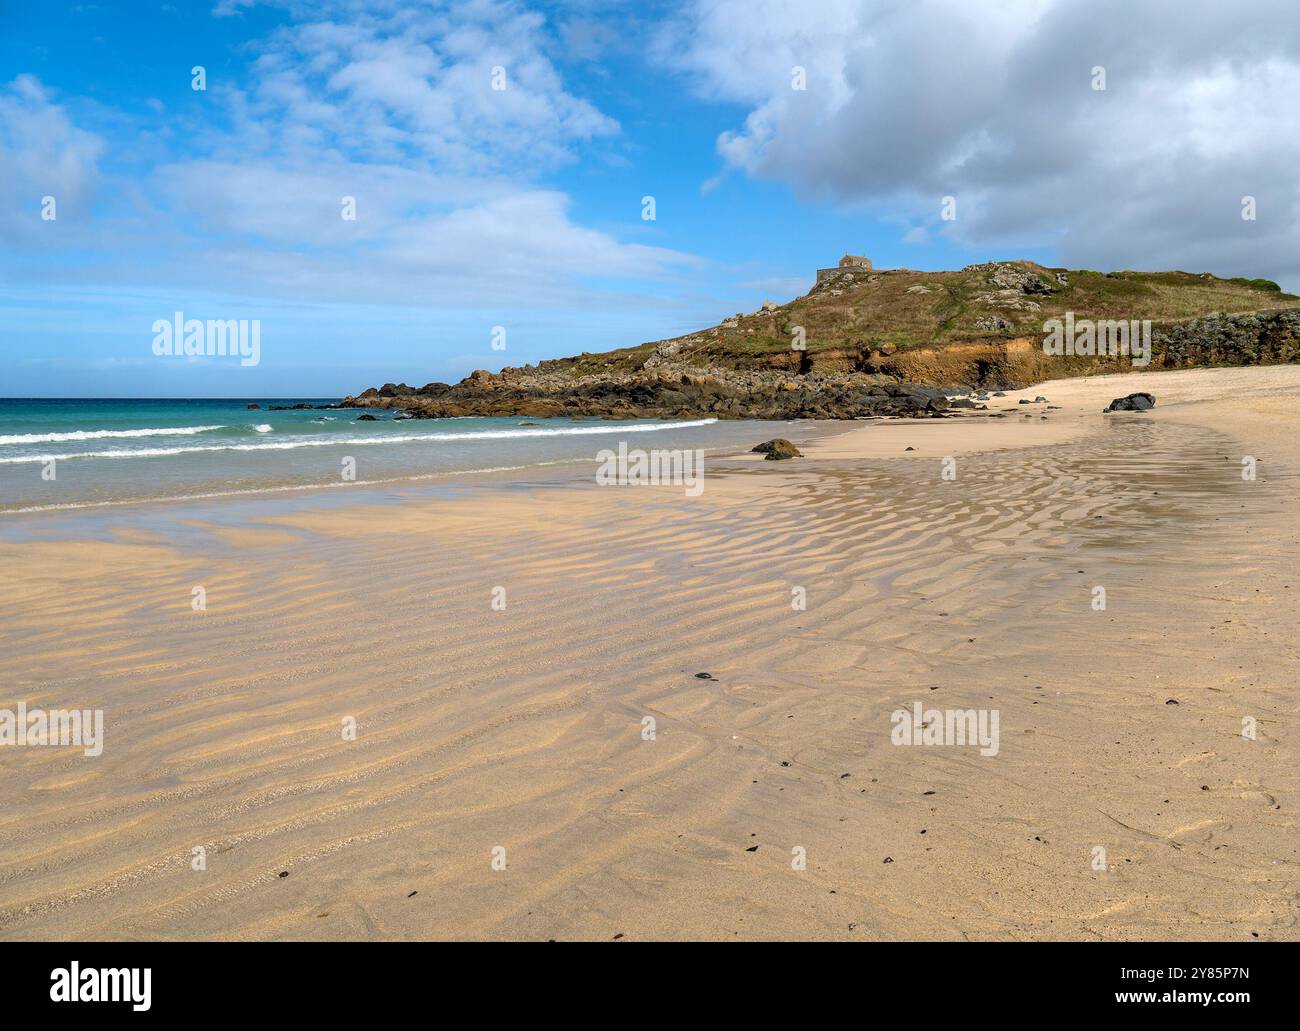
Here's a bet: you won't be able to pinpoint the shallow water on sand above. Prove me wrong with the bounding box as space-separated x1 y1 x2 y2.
0 398 816 512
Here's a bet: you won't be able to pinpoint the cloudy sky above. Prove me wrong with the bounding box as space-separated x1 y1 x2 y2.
2 0 1297 396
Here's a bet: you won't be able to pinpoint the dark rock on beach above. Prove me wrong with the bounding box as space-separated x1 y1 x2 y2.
752 438 803 460
1104 392 1156 412
356 413 378 421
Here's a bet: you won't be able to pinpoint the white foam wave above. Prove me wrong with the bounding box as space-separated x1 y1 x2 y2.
0 425 226 446
0 418 719 463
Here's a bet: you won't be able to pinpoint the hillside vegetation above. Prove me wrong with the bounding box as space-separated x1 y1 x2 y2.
542 261 1298 379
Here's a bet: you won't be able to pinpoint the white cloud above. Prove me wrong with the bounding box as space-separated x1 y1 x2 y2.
663 0 1300 287
148 164 695 306
239 1 618 171
2 3 696 315
0 75 105 243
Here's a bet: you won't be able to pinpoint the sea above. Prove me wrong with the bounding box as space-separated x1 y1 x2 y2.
0 399 797 513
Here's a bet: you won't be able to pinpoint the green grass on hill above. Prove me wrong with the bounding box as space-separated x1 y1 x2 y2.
539 261 1298 377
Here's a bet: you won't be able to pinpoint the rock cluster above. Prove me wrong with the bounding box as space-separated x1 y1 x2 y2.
342 371 957 421
1158 310 1300 367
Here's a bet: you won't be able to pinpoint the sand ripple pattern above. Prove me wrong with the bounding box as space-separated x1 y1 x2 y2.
0 418 1297 940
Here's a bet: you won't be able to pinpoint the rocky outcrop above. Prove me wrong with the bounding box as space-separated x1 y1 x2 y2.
341 373 958 422
1157 310 1300 367
339 262 1299 422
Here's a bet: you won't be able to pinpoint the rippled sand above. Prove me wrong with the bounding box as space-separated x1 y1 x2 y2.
2 366 1298 940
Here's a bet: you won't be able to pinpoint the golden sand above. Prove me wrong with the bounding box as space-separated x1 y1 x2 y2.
1 366 1298 940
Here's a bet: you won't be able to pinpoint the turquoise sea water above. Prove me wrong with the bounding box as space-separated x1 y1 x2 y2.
0 399 787 512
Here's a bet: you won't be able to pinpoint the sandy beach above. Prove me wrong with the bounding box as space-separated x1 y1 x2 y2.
2 366 1298 941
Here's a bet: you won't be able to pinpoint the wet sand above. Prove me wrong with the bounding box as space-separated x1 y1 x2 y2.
2 366 1298 940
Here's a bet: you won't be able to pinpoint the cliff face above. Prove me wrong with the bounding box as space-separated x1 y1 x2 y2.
343 262 1300 421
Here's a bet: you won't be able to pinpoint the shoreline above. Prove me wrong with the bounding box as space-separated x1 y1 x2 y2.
0 419 854 525
7 363 1297 522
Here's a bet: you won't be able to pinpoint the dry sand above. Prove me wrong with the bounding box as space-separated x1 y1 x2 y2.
1 365 1298 941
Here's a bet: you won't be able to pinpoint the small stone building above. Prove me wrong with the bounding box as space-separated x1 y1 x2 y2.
816 254 873 284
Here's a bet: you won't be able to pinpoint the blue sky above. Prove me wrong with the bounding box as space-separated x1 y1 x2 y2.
2 1 1297 397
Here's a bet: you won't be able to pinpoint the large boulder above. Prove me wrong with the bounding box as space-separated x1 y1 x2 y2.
1104 392 1156 412
751 438 803 460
